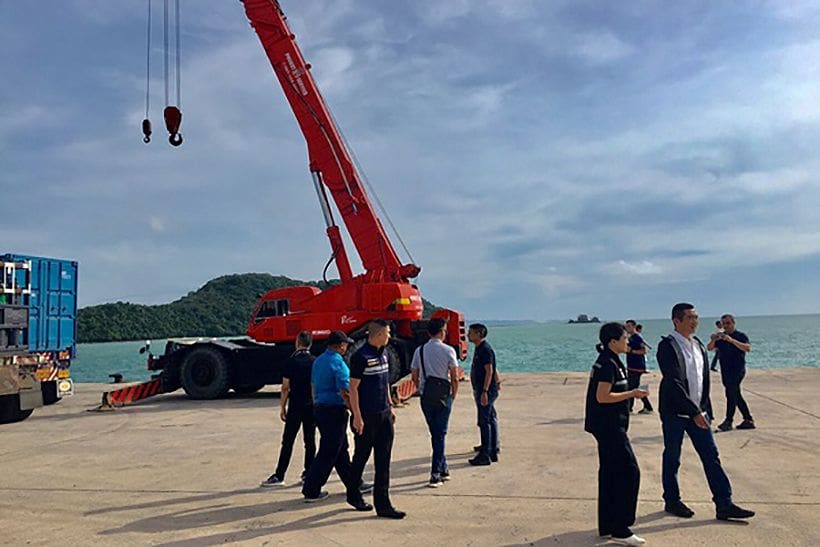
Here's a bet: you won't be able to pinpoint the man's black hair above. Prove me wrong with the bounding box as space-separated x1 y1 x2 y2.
671 302 695 321
427 318 447 336
469 323 488 339
296 330 312 348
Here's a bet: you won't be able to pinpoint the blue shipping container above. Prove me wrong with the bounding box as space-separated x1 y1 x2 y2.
1 254 78 357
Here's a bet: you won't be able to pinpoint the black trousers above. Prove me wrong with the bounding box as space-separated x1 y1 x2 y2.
592 427 640 537
350 410 394 511
301 405 358 499
723 376 752 423
274 404 316 480
627 372 653 412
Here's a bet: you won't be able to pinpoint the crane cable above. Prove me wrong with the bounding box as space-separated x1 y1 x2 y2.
271 59 417 269
141 0 152 143
162 0 183 146
330 110 417 268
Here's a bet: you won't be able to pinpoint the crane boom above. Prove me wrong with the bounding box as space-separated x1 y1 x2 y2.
242 0 420 283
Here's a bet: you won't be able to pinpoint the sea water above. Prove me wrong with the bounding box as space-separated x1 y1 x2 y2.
71 314 820 383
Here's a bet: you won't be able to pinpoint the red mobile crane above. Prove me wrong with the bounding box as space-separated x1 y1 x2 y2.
145 0 467 400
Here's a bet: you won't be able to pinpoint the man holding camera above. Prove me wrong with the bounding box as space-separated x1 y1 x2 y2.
708 314 754 432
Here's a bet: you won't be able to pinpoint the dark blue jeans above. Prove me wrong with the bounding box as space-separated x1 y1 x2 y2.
301 404 356 499
474 388 499 457
421 397 452 478
661 414 732 509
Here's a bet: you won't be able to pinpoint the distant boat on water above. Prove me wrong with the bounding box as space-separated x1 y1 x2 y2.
568 314 600 324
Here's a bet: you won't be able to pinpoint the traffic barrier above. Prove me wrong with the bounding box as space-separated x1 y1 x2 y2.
91 378 163 411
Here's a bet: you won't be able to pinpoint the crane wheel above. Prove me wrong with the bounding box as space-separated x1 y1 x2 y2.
180 347 231 400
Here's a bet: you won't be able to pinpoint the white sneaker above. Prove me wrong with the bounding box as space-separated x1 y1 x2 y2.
611 534 646 546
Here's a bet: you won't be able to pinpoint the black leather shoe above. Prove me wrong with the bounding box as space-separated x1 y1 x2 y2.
469 455 492 466
665 500 695 518
717 503 755 520
347 499 373 512
377 507 406 519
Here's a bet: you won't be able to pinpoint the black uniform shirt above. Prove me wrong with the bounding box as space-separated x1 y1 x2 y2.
584 348 630 434
470 340 497 391
349 343 390 415
716 330 749 383
283 349 314 409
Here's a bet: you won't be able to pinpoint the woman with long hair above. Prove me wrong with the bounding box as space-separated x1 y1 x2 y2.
584 322 648 545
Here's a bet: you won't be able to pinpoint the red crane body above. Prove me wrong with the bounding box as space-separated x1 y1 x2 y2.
240 0 466 359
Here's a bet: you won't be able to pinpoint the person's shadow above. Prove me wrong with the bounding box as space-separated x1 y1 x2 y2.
504 510 749 546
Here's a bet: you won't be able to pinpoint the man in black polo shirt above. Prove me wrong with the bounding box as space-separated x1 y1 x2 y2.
261 330 316 487
468 323 500 466
708 314 754 432
348 320 405 519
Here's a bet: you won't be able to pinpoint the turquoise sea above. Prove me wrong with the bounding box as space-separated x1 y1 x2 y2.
72 314 820 384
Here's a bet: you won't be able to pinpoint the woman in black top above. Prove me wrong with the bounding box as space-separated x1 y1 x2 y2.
584 322 649 546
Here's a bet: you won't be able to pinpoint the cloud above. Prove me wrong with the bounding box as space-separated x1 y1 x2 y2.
3 0 820 321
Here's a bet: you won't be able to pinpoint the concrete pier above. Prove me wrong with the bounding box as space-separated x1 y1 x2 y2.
1 368 818 545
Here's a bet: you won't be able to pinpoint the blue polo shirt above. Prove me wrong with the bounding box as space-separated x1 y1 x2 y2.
626 334 646 371
311 348 350 406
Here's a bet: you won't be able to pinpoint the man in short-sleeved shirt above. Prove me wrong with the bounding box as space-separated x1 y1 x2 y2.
468 323 500 466
708 314 754 431
260 331 316 487
625 320 653 414
410 318 459 487
347 320 405 519
302 331 368 508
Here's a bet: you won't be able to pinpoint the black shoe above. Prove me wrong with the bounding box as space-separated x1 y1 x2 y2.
490 452 498 463
717 503 755 520
717 421 733 432
468 455 492 466
736 419 756 430
259 474 285 487
347 498 373 512
304 490 329 503
377 507 406 519
665 500 695 518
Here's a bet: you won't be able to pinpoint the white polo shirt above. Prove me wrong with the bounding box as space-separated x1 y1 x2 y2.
410 338 457 393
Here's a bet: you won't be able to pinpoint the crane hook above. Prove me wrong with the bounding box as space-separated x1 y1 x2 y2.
142 118 152 144
163 106 183 147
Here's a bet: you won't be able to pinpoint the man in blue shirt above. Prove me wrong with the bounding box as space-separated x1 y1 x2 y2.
708 314 754 432
301 331 371 510
625 320 653 414
348 320 405 519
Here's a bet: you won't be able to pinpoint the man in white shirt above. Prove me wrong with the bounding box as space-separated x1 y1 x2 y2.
656 303 754 521
411 318 459 488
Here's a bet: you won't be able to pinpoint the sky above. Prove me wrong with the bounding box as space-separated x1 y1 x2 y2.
2 0 820 322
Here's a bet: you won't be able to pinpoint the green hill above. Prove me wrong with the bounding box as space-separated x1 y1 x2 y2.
78 273 439 343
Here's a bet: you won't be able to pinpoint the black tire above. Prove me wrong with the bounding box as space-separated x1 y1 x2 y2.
42 381 59 405
233 382 265 395
0 395 34 424
160 365 182 393
180 347 231 400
